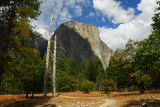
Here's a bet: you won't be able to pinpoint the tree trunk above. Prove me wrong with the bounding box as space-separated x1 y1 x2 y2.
26 89 28 98
44 8 54 99
0 61 5 87
31 92 34 99
0 72 2 87
22 84 24 94
139 82 145 94
99 85 101 92
76 78 78 91
5 82 7 94
52 35 57 97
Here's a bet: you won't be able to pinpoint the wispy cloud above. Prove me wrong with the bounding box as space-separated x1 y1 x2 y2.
31 0 85 39
74 5 82 17
101 17 105 22
89 12 95 17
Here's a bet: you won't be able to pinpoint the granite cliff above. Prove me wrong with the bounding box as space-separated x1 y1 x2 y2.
52 21 113 69
28 37 47 58
35 37 48 57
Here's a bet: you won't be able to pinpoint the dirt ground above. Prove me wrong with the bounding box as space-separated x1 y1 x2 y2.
0 90 160 107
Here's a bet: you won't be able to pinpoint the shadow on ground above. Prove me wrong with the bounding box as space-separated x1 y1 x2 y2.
2 96 56 107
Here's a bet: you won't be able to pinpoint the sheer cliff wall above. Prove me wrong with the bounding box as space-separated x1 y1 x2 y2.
52 21 113 69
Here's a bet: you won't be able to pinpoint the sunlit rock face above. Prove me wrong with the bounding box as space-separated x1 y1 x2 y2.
52 21 113 69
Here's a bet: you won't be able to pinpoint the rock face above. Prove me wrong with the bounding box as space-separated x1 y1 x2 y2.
52 21 113 69
35 37 48 57
28 37 47 58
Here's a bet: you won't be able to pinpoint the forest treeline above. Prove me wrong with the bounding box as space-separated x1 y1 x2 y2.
0 0 160 98
0 43 106 97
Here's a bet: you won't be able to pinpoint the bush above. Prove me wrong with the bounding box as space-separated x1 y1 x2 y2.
81 80 95 93
101 79 114 93
56 71 77 92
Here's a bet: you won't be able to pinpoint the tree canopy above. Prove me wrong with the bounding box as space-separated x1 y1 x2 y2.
0 0 41 85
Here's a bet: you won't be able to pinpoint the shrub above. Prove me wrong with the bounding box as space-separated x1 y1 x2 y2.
101 79 114 93
56 71 76 92
81 80 95 93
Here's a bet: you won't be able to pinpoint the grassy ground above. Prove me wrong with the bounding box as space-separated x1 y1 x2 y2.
0 90 160 107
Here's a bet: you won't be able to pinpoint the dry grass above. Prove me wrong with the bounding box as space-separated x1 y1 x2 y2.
0 94 51 107
0 90 160 107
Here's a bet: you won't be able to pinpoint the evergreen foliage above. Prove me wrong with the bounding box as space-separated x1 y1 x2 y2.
87 58 104 82
101 79 114 93
80 80 95 93
0 0 41 85
106 40 137 90
0 51 45 98
56 71 76 92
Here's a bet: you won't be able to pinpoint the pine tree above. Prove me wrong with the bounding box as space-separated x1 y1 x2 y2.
0 0 41 85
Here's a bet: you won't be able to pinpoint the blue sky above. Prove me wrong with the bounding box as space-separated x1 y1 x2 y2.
31 0 158 50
